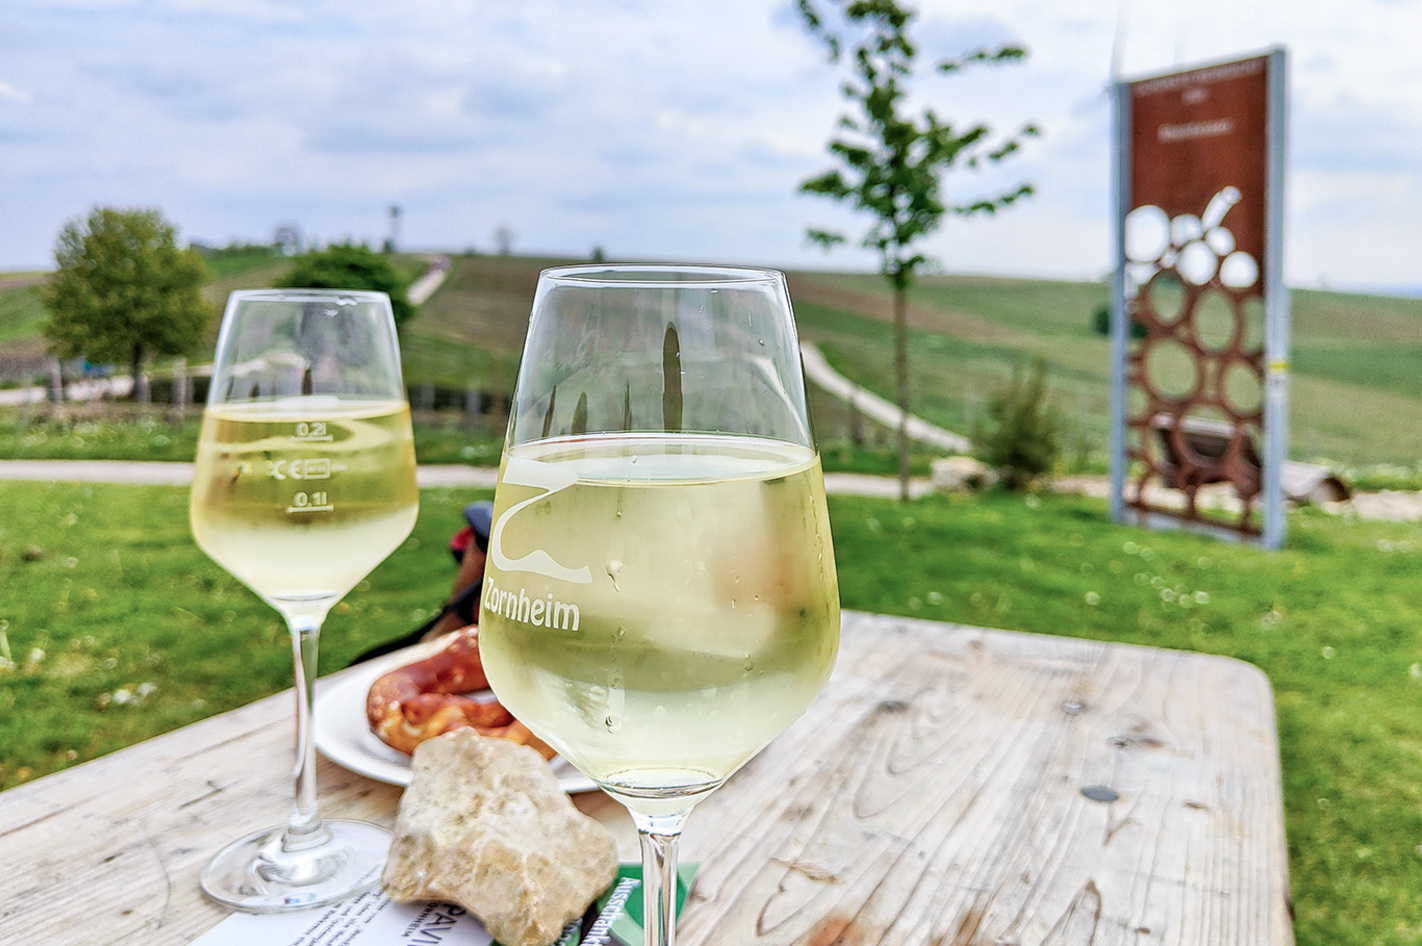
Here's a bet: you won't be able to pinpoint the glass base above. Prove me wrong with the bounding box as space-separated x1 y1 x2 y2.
200 819 391 914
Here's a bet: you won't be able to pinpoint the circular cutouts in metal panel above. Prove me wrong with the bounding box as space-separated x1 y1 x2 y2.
1143 338 1201 402
1193 290 1238 354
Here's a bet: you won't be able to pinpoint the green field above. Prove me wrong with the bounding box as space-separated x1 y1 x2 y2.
0 283 46 347
0 274 49 380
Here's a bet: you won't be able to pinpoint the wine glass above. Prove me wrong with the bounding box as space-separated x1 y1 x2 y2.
478 265 841 945
189 289 419 912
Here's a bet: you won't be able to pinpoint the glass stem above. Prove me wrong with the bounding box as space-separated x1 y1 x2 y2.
631 810 691 946
284 615 329 850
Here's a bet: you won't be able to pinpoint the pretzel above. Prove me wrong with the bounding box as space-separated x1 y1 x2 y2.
366 626 555 759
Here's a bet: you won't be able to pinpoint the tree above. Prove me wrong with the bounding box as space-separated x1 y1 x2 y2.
797 0 1038 500
41 207 212 387
278 243 416 326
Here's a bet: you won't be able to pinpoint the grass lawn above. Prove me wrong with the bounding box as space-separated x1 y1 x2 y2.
1 480 1420 944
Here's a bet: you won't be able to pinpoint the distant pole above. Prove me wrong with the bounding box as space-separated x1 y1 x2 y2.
386 205 401 253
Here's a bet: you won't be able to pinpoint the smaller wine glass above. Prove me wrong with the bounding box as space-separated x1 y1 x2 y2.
189 289 419 912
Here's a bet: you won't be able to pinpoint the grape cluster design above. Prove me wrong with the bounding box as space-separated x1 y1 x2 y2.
1124 186 1259 297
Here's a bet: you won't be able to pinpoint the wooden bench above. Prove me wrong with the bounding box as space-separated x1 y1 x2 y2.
1151 413 1350 503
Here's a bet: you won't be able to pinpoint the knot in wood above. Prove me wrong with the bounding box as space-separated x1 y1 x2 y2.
1081 784 1120 803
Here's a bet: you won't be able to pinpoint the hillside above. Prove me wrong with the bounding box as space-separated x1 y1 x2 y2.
785 270 1422 472
4 255 1420 472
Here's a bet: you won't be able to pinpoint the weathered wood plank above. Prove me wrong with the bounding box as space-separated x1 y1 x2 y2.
0 613 1292 945
672 617 1293 945
0 689 404 944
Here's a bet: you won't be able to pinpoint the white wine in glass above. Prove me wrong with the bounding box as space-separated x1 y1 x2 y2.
479 266 840 945
190 290 418 913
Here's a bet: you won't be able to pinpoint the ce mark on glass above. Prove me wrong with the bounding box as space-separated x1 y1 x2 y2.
267 458 332 481
264 457 335 514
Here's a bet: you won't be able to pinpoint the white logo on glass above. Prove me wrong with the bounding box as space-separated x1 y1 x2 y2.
489 456 593 584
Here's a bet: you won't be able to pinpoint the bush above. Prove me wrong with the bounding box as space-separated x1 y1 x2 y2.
278 243 415 326
973 356 1062 490
1092 303 1147 339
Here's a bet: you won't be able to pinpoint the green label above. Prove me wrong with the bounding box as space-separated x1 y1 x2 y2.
542 862 698 946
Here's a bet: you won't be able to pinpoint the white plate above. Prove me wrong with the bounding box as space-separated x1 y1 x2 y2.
314 643 597 794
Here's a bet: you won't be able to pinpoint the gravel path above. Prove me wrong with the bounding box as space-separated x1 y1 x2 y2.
6 459 1416 519
1052 473 1422 523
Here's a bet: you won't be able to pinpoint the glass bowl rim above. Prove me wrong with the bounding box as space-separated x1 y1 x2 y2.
538 263 786 288
226 288 393 304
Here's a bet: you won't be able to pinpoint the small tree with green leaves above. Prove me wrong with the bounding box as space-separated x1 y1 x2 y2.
974 356 1061 490
797 0 1038 500
41 207 212 387
278 243 415 326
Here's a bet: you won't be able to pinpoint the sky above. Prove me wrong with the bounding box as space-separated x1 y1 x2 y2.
2 0 1419 293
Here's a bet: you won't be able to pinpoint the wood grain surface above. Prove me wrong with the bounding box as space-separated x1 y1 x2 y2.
0 612 1293 945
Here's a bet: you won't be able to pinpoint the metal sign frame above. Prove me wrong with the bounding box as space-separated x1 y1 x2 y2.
1109 48 1290 549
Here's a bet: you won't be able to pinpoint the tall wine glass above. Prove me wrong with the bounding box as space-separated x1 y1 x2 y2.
478 265 841 945
189 289 419 913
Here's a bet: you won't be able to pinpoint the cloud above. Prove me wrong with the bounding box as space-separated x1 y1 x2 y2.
0 81 33 105
0 0 1420 290
78 60 259 124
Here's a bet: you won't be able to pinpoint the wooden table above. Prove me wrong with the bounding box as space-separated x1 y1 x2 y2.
0 612 1294 945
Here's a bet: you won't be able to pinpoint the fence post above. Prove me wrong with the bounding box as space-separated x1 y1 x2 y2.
48 357 65 421
848 392 864 446
172 357 189 420
465 384 482 430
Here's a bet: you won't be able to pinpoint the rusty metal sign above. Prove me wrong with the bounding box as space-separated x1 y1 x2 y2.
1109 50 1289 548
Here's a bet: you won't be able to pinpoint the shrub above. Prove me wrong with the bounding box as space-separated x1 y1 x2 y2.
1092 303 1147 339
278 243 415 326
973 356 1062 490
